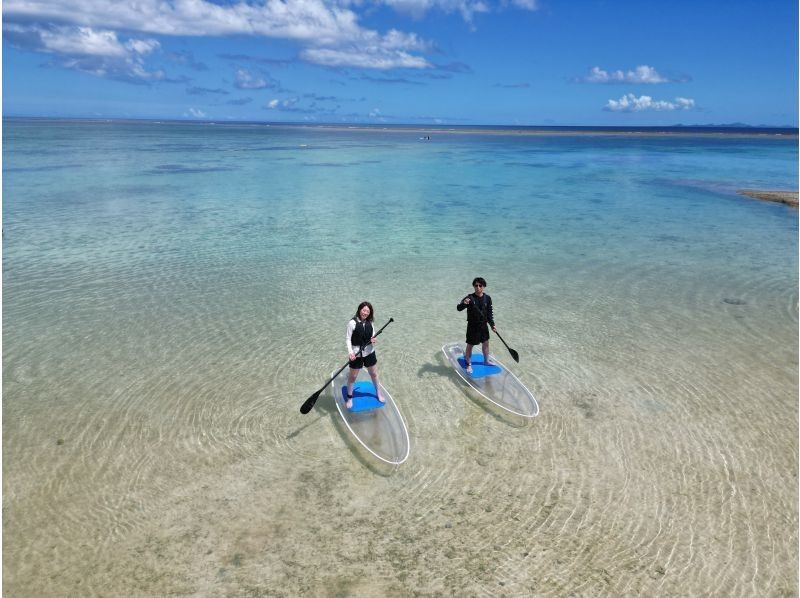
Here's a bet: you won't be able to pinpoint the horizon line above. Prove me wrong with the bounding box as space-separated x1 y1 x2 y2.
3 115 798 131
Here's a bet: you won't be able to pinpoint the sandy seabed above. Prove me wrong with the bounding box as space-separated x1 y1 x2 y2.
4 276 797 597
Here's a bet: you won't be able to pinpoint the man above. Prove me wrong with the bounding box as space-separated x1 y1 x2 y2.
456 277 496 374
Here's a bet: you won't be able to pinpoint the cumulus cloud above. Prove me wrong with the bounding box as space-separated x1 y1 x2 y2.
185 107 208 118
264 97 318 113
5 23 159 57
3 0 436 71
3 0 359 42
378 0 489 21
301 47 429 69
4 0 542 74
581 65 670 84
376 0 537 21
234 68 271 89
3 23 164 82
301 27 431 69
266 97 301 109
605 94 696 112
673 97 695 109
41 26 125 56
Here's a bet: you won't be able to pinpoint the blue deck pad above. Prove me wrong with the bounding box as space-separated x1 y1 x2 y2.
457 354 502 378
341 380 385 412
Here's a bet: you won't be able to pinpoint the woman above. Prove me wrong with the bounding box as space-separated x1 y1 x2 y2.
345 301 384 409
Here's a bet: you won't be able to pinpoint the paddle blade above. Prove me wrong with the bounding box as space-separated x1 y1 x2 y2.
509 348 520 363
300 390 321 414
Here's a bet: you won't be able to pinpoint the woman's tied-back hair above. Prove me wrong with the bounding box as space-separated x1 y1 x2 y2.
472 277 487 288
354 301 374 321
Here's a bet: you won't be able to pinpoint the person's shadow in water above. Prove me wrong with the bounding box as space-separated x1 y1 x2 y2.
417 361 453 379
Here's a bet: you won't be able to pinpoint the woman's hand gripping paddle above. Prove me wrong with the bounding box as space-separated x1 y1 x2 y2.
300 318 394 414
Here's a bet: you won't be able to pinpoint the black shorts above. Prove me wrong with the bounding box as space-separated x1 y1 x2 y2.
466 322 490 346
349 351 377 369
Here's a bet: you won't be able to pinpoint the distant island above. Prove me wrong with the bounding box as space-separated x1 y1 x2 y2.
674 122 796 129
2 116 798 138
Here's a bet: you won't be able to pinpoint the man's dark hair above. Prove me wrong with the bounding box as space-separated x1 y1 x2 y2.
472 277 487 288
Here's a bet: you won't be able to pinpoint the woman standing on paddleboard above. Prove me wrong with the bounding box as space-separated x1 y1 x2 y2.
457 277 497 374
345 301 384 409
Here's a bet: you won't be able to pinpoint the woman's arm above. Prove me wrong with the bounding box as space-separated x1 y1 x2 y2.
345 319 356 356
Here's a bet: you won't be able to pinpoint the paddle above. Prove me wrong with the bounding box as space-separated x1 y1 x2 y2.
300 317 394 414
493 329 520 363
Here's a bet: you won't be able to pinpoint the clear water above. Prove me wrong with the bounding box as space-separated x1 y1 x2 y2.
4 119 798 596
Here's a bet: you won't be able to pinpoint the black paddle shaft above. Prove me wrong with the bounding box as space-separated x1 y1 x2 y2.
300 318 394 414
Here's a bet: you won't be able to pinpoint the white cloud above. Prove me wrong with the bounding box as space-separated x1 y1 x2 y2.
3 0 433 70
301 47 429 69
265 98 306 111
234 68 269 89
4 23 164 82
8 23 160 58
39 26 126 56
368 107 387 121
301 27 431 68
3 0 360 42
376 0 537 21
605 94 696 112
125 38 160 55
4 0 540 72
584 65 670 84
186 107 207 118
379 0 489 21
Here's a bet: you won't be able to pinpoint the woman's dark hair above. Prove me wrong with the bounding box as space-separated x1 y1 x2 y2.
472 277 487 288
354 301 374 321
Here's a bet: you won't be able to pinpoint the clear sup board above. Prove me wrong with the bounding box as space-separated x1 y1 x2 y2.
442 342 539 418
331 369 410 465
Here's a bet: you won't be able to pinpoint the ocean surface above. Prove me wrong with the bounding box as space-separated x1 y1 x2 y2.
3 118 798 596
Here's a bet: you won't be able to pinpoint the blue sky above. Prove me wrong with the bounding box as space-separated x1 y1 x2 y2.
3 0 798 126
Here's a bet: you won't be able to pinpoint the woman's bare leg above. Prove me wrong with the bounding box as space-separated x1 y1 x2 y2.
366 365 384 402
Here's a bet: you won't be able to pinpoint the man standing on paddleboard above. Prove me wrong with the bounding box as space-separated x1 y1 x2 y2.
457 277 497 375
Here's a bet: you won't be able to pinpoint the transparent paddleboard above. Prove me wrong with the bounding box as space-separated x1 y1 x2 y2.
442 342 539 418
331 369 410 465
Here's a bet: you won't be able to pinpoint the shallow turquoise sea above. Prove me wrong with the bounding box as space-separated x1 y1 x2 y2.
4 119 798 595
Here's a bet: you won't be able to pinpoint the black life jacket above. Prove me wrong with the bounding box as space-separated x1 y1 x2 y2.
468 293 488 323
351 319 374 349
